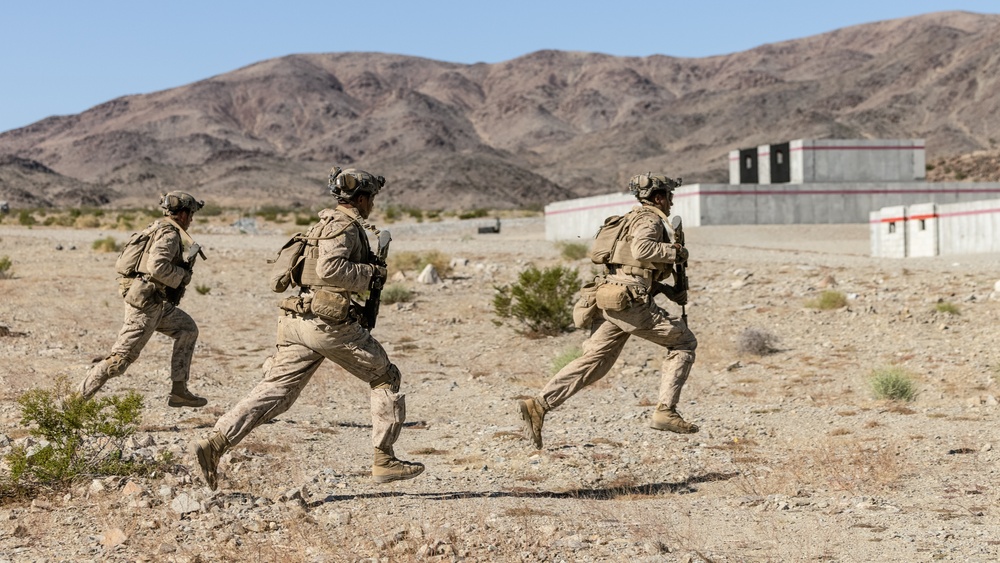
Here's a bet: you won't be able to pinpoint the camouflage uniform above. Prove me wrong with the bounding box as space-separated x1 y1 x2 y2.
197 193 423 489
520 175 698 448
77 217 201 402
212 206 403 448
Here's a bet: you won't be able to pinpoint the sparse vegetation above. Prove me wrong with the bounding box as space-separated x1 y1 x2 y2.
737 327 780 356
458 209 488 220
91 236 120 253
18 210 36 226
195 284 212 295
0 255 12 279
2 378 169 495
557 241 589 261
493 264 581 336
806 290 847 310
869 366 917 402
934 300 960 315
551 346 582 374
381 283 413 304
389 250 452 278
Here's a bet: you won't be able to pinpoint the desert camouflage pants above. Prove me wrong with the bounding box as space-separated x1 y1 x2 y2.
77 300 198 398
213 313 405 450
538 298 697 410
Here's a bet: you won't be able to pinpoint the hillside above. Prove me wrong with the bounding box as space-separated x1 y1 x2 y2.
1 11 999 210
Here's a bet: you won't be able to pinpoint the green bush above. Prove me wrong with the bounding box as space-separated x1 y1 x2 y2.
3 378 166 492
557 242 589 261
294 215 313 226
389 250 452 278
381 283 413 305
458 209 489 220
806 290 847 310
383 205 400 223
195 284 211 295
92 236 120 253
869 367 917 402
0 255 12 279
18 210 36 226
934 301 960 315
493 264 581 336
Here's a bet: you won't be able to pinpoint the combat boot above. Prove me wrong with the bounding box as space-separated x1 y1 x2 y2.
372 448 425 484
518 397 546 449
194 431 229 491
650 404 699 434
168 382 208 408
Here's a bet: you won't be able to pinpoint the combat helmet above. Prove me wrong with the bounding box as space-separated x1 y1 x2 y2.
628 173 682 201
160 191 205 215
329 167 385 200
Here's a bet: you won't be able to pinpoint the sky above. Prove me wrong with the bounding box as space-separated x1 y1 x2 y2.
1 1 997 134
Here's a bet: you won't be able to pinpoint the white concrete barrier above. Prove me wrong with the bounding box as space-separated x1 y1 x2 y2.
871 198 1000 257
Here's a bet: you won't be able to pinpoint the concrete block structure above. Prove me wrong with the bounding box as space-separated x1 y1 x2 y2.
546 139 1000 240
871 199 1000 257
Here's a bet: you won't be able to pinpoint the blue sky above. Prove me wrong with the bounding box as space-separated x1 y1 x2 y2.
1 1 996 134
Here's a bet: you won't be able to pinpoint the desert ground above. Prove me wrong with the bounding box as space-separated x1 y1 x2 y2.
1 212 999 562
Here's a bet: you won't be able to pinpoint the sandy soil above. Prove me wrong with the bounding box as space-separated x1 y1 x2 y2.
1 215 999 562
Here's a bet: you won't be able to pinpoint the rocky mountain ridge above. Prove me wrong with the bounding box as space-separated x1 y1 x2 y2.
1 10 998 210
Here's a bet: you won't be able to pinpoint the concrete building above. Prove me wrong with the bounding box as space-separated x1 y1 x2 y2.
546 139 1000 240
870 199 1000 257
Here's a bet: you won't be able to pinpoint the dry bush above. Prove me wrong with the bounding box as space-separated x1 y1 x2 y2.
805 290 848 310
737 327 780 356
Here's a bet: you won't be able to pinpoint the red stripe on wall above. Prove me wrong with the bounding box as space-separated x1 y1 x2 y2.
869 207 1000 224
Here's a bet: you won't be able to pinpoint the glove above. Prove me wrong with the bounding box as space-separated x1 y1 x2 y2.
181 269 192 287
673 290 688 306
673 244 689 263
371 265 388 289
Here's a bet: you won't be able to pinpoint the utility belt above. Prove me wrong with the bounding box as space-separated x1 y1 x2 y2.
119 274 166 309
279 287 358 324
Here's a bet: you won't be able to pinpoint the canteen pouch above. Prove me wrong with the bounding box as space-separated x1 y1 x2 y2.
595 283 631 312
310 289 351 323
124 277 159 309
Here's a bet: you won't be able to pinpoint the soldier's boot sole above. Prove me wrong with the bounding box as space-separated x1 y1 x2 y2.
168 392 208 408
518 398 545 449
194 433 228 491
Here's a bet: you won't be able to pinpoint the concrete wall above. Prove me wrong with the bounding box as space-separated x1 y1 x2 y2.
729 150 740 184
791 139 925 184
757 145 772 185
870 199 1000 257
669 182 1000 227
544 192 636 241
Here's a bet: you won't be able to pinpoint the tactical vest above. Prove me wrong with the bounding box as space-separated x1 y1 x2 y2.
297 210 370 292
607 207 670 279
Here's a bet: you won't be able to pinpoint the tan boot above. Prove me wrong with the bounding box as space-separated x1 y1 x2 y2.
168 383 208 408
194 432 229 491
650 404 699 434
372 448 424 484
518 397 546 449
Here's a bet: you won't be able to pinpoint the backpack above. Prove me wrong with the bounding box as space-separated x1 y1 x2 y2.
266 215 362 293
588 214 631 265
114 222 162 276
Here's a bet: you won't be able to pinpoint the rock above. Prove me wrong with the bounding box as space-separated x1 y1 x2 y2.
170 494 201 516
417 264 442 284
99 528 128 547
450 257 469 268
390 271 407 283
818 274 837 288
121 481 144 497
88 479 106 496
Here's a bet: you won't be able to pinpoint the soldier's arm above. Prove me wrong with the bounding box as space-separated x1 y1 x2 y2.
316 224 375 293
147 228 189 288
630 217 685 264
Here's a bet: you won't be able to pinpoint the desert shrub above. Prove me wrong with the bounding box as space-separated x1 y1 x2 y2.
557 241 589 261
91 236 120 253
3 378 166 492
389 250 452 278
458 209 489 220
383 205 401 223
198 204 223 217
806 290 847 310
934 301 960 315
17 210 36 226
493 264 581 336
404 207 424 222
255 205 290 222
381 283 413 305
551 346 582 375
195 284 211 295
74 214 102 229
294 215 313 226
737 327 780 356
0 256 12 279
869 367 917 402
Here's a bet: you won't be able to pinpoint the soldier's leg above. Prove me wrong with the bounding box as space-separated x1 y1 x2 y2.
155 304 206 407
310 321 423 482
625 301 699 432
518 319 630 449
77 302 163 399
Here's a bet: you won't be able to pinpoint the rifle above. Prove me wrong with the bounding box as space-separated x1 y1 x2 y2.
362 229 392 329
670 216 689 325
166 242 207 305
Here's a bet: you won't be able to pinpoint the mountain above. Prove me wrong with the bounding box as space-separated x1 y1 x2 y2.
1 11 998 210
